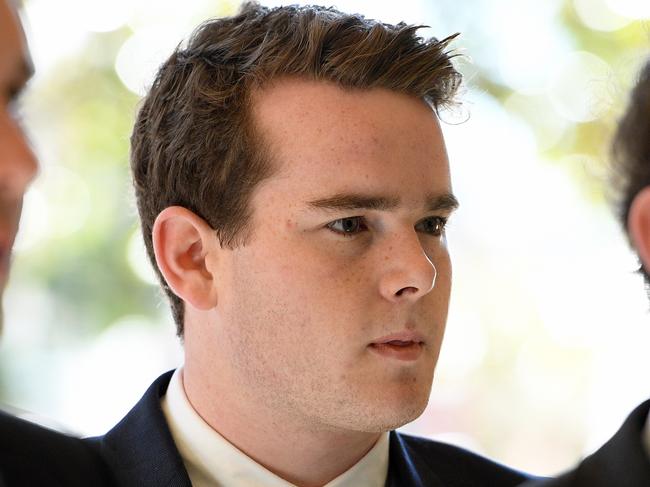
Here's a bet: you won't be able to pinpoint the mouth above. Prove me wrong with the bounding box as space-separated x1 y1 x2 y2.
368 332 425 362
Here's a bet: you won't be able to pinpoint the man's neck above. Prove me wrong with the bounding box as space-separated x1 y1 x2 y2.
182 363 382 487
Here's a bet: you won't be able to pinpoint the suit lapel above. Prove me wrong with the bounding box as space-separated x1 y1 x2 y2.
385 431 444 487
94 370 192 487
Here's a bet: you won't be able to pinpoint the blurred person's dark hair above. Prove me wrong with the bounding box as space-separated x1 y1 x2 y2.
612 59 650 289
130 0 461 336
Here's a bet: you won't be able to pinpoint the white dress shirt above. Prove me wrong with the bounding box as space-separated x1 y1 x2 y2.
161 368 389 487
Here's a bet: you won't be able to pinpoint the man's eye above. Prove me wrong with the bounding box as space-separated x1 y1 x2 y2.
415 216 447 236
327 217 367 236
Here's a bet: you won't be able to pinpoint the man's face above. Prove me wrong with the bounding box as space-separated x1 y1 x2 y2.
0 0 36 294
215 78 455 434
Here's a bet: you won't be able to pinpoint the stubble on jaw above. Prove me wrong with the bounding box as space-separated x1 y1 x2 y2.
225 303 436 435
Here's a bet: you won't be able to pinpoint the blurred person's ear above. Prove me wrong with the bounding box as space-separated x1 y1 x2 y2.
628 187 650 272
152 206 219 311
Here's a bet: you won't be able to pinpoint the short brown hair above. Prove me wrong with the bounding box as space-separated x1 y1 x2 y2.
612 59 650 288
130 1 462 336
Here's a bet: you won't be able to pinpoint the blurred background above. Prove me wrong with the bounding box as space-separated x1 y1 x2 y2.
1 0 649 476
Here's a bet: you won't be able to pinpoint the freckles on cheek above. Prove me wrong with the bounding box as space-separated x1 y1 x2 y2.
318 266 371 308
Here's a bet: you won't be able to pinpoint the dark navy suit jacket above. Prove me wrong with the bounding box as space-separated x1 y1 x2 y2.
0 410 113 487
1 370 535 486
520 400 650 487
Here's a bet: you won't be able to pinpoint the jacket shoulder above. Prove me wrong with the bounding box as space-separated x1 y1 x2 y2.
0 411 114 487
392 431 535 486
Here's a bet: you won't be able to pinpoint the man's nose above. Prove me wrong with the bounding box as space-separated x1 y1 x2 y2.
0 109 38 197
377 230 438 303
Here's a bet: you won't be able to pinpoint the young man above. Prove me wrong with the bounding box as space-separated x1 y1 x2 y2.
0 1 113 485
94 3 533 486
522 60 650 487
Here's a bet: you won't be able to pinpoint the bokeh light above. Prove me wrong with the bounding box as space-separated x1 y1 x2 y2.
548 51 613 123
127 229 159 286
573 0 632 32
604 0 650 20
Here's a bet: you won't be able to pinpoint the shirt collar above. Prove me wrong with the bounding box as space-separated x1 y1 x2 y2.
161 367 389 487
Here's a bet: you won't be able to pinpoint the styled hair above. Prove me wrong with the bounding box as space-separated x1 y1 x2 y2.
612 59 650 288
130 1 462 336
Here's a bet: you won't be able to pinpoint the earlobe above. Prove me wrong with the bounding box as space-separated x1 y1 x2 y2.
152 206 219 310
628 187 650 273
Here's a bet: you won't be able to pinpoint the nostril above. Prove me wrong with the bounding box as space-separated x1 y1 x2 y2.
396 286 418 297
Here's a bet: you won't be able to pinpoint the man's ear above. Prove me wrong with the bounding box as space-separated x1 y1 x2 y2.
152 206 219 310
628 187 650 273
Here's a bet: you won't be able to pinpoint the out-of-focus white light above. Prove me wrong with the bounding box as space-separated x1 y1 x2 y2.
480 0 570 94
504 92 569 151
515 339 590 406
40 166 92 239
2 283 54 347
115 28 184 96
265 0 430 25
573 0 632 31
14 166 90 252
437 309 487 378
22 0 89 75
604 0 650 20
584 316 650 452
127 0 235 32
67 0 130 33
443 89 538 253
58 315 182 435
13 187 50 253
548 51 612 123
127 229 159 286
116 0 241 96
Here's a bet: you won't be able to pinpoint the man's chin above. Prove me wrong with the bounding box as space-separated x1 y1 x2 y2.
353 389 431 433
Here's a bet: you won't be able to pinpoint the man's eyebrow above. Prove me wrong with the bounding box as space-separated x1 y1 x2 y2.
307 194 400 211
306 192 459 212
426 193 460 212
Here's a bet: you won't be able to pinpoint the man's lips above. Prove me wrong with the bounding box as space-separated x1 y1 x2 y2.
368 331 425 362
371 331 426 345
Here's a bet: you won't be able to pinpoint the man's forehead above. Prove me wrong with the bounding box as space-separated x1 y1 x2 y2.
249 77 450 213
253 77 434 124
252 78 443 163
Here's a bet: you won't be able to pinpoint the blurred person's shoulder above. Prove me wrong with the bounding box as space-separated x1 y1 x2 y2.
520 399 650 487
0 409 115 487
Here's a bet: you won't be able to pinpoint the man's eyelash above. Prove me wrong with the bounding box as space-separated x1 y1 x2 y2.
416 216 449 236
326 215 449 238
326 216 367 237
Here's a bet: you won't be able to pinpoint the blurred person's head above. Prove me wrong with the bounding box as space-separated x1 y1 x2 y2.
614 60 650 291
0 0 38 328
133 1 460 434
